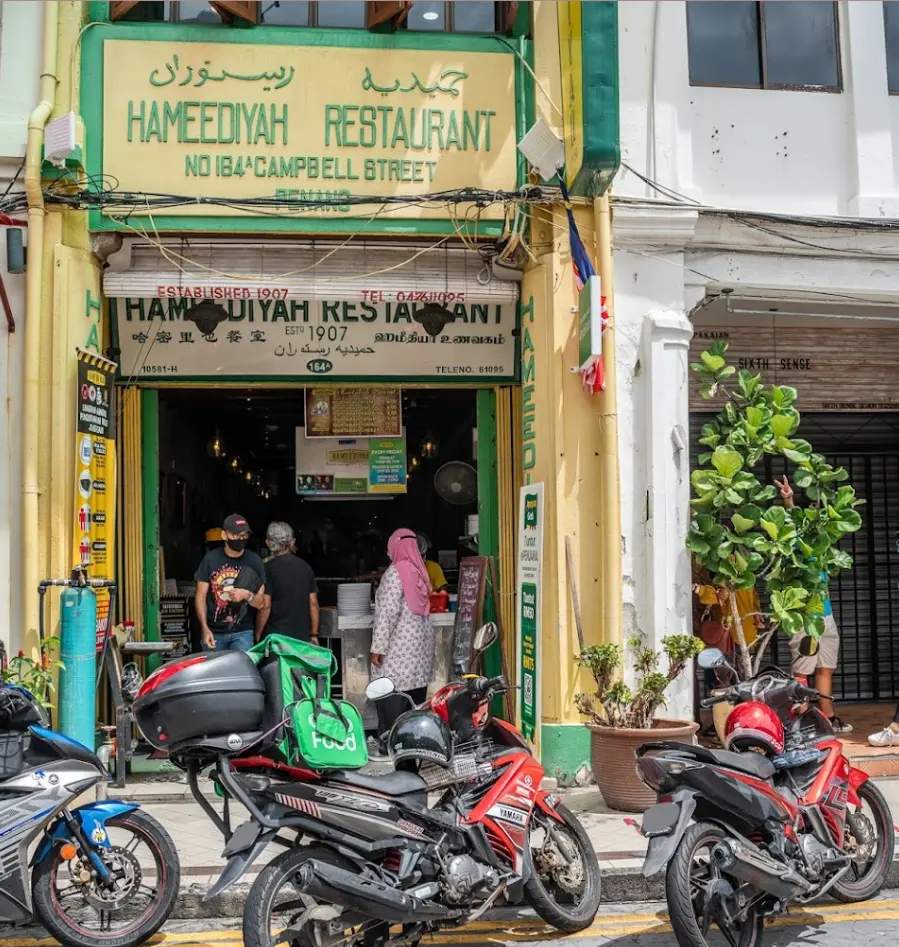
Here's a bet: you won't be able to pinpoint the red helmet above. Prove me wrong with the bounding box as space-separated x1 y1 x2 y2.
725 701 785 756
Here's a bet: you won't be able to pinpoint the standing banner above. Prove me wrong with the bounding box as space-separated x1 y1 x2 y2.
516 483 544 746
72 349 118 652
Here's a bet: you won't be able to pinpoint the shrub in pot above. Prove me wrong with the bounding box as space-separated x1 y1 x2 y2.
575 635 703 813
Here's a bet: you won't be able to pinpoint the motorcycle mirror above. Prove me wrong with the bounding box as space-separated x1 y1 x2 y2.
472 622 498 653
697 648 727 670
365 678 396 701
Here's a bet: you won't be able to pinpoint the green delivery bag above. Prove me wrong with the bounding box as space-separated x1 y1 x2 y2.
291 697 368 770
247 633 368 769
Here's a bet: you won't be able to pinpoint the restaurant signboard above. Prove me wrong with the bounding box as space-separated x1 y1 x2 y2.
95 39 517 222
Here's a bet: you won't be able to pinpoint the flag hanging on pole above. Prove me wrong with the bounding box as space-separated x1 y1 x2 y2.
560 180 608 394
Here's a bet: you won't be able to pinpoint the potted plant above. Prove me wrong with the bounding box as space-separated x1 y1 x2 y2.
1 635 62 710
576 635 703 812
687 343 862 698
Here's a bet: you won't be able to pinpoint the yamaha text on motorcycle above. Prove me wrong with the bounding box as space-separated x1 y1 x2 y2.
0 684 180 947
133 623 602 947
637 648 894 947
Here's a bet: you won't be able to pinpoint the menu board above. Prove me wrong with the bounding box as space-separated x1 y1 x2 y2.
305 387 402 438
295 428 407 495
452 556 488 675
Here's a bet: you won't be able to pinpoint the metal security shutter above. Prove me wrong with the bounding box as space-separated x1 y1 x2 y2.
689 412 899 701
103 239 517 306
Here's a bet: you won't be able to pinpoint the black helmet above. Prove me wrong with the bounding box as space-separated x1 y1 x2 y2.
389 709 453 768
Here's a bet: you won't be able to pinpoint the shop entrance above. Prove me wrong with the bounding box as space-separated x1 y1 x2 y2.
146 385 505 714
157 386 480 599
691 411 899 702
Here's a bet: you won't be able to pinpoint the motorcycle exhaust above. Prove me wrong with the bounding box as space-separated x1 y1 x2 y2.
712 838 814 900
296 859 458 923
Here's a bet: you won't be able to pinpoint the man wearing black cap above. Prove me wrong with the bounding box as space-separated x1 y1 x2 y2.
194 513 266 652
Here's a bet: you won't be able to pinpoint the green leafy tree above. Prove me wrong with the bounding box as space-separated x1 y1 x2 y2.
575 635 703 729
688 342 862 679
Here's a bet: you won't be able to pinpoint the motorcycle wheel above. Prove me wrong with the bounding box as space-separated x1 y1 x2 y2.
523 803 601 933
32 809 179 947
832 780 896 903
666 822 764 947
243 846 405 947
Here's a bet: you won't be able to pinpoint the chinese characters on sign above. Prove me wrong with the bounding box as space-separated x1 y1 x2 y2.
115 295 516 381
72 350 117 652
517 483 544 745
305 387 402 438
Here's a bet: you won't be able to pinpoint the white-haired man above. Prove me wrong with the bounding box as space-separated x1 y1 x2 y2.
256 522 320 644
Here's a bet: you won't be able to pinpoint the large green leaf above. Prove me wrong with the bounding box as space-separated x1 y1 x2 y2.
770 411 799 438
711 447 743 480
731 513 755 535
701 351 726 373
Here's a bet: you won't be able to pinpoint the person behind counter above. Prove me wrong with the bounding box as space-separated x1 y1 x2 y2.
256 521 320 644
416 532 448 593
195 513 266 652
370 528 436 755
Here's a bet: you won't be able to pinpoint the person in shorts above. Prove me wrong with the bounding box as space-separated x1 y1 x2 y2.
777 476 852 734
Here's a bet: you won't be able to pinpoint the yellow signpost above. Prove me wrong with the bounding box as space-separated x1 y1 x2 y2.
72 350 118 651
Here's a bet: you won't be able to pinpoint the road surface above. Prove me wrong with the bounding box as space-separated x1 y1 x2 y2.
4 897 899 945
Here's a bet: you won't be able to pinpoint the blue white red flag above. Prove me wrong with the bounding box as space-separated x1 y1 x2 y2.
560 181 608 393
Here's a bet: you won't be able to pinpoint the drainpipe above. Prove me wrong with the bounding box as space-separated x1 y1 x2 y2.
594 191 622 646
23 4 59 646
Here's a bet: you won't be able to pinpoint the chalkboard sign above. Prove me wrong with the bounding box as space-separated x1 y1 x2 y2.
159 596 190 643
452 556 488 675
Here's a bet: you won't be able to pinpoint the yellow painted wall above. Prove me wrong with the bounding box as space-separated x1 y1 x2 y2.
515 4 610 732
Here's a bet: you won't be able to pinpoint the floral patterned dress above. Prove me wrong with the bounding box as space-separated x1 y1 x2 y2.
370 566 435 691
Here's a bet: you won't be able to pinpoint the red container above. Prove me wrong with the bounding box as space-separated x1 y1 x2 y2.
429 591 450 614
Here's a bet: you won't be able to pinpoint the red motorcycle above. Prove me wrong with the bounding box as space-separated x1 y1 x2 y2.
140 624 601 947
637 649 894 947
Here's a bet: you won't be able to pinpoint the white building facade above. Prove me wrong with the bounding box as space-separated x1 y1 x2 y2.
614 0 899 714
0 1 42 657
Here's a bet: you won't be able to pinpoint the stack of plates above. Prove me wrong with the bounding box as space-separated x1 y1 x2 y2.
337 583 372 618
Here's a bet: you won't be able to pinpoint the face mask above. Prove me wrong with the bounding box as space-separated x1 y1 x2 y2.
227 538 248 552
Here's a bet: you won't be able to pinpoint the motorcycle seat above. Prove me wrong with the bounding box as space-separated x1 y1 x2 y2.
705 748 776 780
640 741 776 780
330 769 428 798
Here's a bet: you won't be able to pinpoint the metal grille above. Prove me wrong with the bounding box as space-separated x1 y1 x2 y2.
691 412 899 702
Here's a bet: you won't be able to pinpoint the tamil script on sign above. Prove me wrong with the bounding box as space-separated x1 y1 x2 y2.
115 296 516 381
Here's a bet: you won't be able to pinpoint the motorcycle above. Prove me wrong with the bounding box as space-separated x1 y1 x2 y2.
637 648 894 947
136 623 601 947
0 683 180 946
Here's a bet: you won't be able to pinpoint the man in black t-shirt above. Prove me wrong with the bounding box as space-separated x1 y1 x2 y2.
194 513 266 652
256 521 319 643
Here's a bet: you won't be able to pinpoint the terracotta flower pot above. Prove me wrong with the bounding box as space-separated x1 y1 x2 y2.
587 719 700 813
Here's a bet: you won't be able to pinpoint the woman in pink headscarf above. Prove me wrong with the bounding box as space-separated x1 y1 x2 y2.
370 529 435 755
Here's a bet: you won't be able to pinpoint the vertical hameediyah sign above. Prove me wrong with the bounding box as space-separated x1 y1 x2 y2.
557 0 620 197
72 349 118 651
517 483 544 745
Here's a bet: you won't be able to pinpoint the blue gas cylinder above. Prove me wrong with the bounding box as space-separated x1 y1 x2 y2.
58 586 96 748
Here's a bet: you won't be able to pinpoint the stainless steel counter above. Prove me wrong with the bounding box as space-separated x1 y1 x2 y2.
320 609 456 727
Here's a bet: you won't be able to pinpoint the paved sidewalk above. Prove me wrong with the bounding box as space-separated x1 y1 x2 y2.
113 773 899 916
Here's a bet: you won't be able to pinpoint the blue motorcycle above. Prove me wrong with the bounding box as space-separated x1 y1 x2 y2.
0 683 179 947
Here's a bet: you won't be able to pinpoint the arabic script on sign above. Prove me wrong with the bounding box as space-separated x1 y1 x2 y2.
361 66 468 97
149 54 295 91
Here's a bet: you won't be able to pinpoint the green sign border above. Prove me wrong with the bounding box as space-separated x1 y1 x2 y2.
80 18 531 237
567 1 620 198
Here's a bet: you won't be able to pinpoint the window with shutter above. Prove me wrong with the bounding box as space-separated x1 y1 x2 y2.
210 1 259 24
366 1 411 29
109 0 143 19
